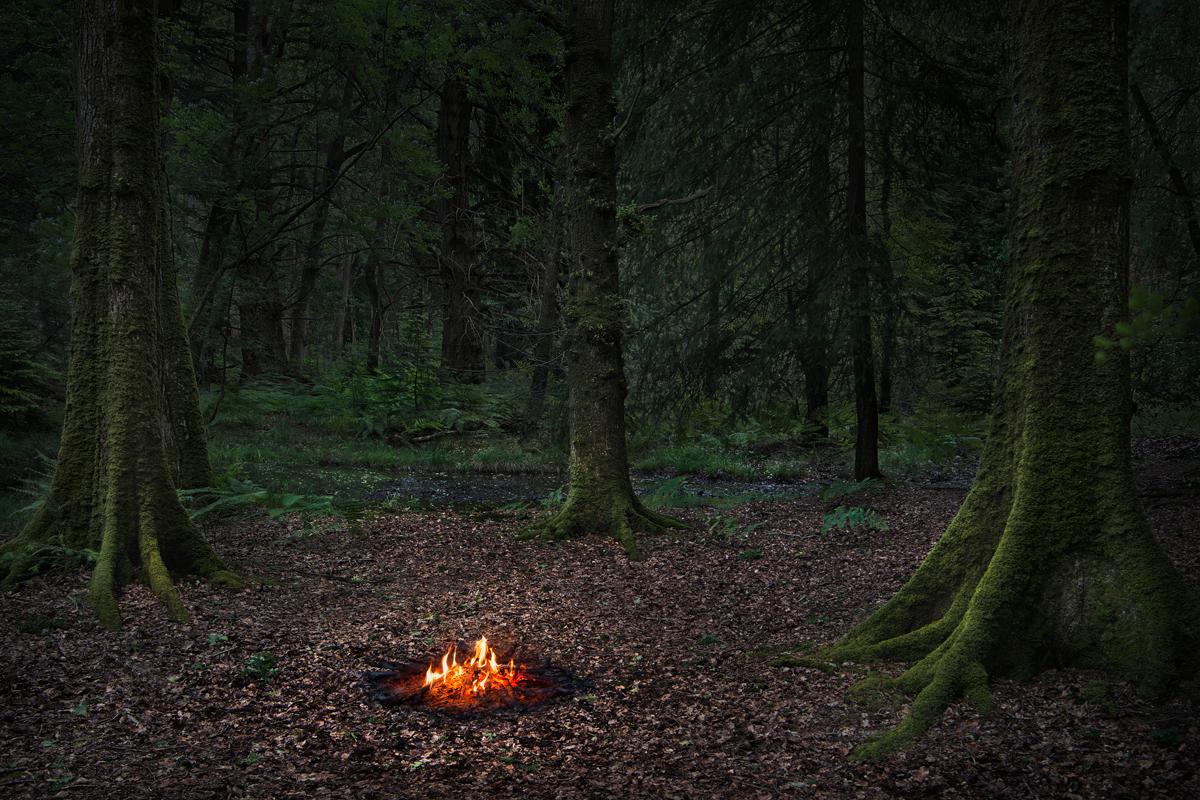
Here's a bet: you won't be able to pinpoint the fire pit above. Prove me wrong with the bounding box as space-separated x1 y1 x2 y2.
365 635 577 714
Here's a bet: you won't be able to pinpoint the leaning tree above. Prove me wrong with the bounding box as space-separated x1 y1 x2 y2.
815 0 1199 756
537 0 683 557
0 0 238 627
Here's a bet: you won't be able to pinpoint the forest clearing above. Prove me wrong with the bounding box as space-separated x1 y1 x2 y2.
1 436 1196 798
2 0 1199 797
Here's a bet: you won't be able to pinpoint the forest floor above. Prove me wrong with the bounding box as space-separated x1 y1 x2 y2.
0 436 1197 799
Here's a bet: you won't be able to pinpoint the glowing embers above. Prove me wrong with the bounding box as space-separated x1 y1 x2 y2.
365 636 575 713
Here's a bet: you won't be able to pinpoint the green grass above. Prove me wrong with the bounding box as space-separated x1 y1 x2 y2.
631 443 813 481
0 382 1003 533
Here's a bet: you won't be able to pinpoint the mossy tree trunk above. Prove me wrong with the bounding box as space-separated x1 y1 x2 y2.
820 0 1199 756
538 0 683 558
846 0 881 479
2 0 237 628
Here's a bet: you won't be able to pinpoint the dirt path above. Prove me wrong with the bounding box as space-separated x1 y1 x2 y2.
0 438 1196 798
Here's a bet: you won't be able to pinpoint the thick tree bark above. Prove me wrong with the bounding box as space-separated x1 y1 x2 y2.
846 0 881 478
536 0 683 557
2 0 237 627
816 0 1198 757
288 70 356 370
436 79 485 382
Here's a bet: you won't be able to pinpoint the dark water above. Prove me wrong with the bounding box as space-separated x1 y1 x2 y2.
366 472 814 507
246 462 816 509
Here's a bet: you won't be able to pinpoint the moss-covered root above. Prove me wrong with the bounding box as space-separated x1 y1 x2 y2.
535 495 686 560
854 654 991 759
86 485 243 630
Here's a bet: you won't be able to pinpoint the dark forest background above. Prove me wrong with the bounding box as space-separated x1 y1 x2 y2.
1 0 1197 532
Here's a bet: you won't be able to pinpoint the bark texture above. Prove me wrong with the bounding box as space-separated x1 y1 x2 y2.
816 0 1199 756
2 0 237 627
536 0 683 557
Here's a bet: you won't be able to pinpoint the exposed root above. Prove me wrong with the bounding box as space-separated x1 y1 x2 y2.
3 492 242 629
531 493 686 560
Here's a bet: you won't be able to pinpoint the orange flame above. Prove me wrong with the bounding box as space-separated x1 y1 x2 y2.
423 636 523 697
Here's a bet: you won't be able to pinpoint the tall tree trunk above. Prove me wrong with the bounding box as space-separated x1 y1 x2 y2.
364 143 391 372
332 256 356 351
288 70 356 370
2 0 237 627
189 202 234 383
156 1 212 490
817 0 1198 757
877 95 899 415
537 0 683 557
525 174 565 429
233 0 287 380
846 0 880 478
702 270 722 398
436 79 485 382
802 3 833 439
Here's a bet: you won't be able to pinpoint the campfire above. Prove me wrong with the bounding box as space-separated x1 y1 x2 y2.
366 635 575 713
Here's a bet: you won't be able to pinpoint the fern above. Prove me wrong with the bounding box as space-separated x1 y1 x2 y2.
821 506 889 534
179 475 336 523
642 475 695 509
705 512 763 545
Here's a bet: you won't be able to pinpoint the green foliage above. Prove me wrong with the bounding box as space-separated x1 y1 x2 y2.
1095 285 1200 359
179 473 336 523
0 535 99 582
821 506 889 535
243 652 279 682
642 475 696 509
880 411 985 477
7 451 54 515
705 511 763 545
539 485 565 508
0 300 53 428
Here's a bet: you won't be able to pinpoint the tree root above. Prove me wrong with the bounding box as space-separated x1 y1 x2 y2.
528 494 686 560
4 491 242 629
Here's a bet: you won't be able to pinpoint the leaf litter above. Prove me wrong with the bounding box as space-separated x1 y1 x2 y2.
0 436 1196 798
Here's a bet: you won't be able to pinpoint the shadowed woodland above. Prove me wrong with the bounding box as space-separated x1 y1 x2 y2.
1 0 1199 797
